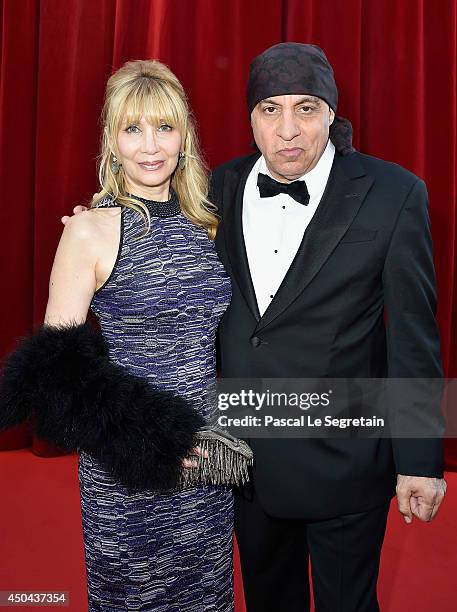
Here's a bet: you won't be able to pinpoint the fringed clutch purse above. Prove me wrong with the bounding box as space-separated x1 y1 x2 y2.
181 426 253 488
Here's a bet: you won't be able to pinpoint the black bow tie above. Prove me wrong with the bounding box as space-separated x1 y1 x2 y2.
257 172 310 206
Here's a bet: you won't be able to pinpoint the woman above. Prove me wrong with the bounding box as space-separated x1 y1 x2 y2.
0 59 249 610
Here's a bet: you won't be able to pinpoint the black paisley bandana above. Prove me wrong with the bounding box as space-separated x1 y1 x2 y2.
247 42 355 155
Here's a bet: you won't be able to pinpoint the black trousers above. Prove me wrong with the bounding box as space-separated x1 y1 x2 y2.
235 491 390 612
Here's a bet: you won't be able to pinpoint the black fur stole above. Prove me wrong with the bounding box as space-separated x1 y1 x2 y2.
0 322 205 492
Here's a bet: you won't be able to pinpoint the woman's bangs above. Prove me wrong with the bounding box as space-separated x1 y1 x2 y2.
117 81 184 131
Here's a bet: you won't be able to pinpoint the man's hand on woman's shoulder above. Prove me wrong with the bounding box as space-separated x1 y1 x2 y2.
61 205 88 225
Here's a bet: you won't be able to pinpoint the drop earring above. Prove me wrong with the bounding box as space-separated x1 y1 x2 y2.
111 154 120 175
178 152 186 170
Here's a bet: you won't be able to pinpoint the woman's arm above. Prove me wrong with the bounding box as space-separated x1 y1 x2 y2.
0 212 101 433
45 212 99 326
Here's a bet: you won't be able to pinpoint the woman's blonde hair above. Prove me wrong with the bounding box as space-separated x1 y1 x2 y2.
91 59 218 239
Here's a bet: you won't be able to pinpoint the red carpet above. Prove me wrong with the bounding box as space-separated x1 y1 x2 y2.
0 449 455 611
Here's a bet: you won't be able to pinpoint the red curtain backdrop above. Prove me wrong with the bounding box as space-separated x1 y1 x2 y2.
0 0 456 464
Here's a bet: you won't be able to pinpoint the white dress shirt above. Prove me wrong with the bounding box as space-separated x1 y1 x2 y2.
242 139 335 316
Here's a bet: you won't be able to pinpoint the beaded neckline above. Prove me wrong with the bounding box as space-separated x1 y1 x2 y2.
129 190 181 218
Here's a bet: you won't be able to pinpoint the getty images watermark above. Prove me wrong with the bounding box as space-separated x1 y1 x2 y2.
204 378 455 439
217 387 385 429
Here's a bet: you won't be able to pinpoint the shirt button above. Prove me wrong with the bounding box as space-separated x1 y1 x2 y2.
270 295 274 299
282 206 286 210
274 250 278 253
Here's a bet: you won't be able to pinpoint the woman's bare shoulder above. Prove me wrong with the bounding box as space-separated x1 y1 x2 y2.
64 206 121 241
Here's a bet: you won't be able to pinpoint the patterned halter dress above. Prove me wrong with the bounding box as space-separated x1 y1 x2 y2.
78 191 234 611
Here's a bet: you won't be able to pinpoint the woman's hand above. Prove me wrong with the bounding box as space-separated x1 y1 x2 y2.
182 446 209 468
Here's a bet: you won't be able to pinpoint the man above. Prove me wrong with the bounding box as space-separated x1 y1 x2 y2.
210 43 446 611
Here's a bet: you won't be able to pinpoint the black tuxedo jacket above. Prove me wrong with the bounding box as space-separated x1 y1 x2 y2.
211 150 444 520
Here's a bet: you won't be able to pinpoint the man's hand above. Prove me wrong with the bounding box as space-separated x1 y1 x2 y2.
182 446 209 469
396 474 446 524
61 205 88 225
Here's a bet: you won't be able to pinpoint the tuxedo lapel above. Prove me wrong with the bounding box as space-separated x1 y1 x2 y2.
223 154 261 322
255 152 375 333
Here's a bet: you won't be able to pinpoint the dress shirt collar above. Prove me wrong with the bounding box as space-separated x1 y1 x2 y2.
257 138 335 200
